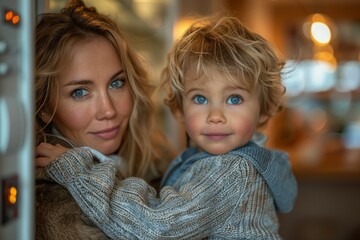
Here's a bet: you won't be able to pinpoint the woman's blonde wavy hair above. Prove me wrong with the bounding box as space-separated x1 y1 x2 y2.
162 14 286 127
35 0 165 179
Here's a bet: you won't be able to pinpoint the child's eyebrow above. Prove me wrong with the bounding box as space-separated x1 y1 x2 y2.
184 87 203 96
224 85 250 92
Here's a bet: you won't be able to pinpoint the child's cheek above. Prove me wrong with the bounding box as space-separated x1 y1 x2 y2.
237 120 258 142
184 115 198 138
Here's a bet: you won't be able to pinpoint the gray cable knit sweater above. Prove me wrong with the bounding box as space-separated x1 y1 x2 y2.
46 142 297 239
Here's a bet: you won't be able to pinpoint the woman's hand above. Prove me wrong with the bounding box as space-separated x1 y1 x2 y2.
36 142 69 167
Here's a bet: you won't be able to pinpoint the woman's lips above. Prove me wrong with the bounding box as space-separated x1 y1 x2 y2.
92 126 119 140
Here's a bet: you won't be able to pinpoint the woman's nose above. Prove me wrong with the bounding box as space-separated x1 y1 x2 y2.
206 107 226 124
96 94 116 120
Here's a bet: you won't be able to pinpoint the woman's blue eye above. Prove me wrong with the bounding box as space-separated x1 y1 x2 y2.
109 79 124 89
193 95 207 104
72 88 89 99
227 95 242 105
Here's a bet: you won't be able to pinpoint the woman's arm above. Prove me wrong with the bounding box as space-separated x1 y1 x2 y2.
45 148 250 239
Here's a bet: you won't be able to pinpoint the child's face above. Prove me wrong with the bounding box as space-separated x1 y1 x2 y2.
182 67 267 155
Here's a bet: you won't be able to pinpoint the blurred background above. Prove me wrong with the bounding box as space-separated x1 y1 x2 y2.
41 0 360 239
46 0 360 239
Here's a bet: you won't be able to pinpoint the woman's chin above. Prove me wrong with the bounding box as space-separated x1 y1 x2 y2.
90 143 120 155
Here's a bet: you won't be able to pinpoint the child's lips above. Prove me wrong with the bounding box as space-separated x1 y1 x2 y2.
203 133 231 141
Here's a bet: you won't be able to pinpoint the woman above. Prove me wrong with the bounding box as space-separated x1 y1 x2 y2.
34 0 172 239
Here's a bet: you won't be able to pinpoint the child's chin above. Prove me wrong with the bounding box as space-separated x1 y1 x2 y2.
205 148 232 155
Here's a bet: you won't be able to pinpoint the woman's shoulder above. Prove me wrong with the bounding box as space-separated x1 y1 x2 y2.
35 180 108 240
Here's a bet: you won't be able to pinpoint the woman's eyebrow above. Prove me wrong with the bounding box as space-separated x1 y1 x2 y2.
64 79 93 86
109 70 124 80
63 70 124 87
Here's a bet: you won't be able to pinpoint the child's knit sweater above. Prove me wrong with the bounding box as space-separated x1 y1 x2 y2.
46 142 297 239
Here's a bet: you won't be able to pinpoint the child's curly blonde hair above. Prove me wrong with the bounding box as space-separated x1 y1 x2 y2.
162 14 286 127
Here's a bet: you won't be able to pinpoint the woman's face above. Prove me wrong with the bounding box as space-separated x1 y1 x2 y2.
46 37 133 155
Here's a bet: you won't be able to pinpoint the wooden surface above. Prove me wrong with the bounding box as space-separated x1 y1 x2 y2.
290 148 360 181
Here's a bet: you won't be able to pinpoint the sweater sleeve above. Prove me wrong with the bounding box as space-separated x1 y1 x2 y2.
45 150 252 239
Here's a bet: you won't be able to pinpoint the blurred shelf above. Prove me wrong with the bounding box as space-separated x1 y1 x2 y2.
289 148 360 182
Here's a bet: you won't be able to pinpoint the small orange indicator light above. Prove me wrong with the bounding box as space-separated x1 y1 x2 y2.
9 186 17 195
4 10 20 26
8 186 17 204
5 11 13 21
12 15 20 25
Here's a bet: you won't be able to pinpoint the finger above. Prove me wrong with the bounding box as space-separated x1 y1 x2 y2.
35 144 52 158
37 142 55 150
54 144 69 153
36 156 51 167
36 142 60 157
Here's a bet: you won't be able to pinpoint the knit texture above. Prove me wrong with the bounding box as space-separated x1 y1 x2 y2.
162 141 297 213
46 142 297 239
36 135 109 240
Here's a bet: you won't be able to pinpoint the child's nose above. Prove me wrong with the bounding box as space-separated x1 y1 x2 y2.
207 108 226 124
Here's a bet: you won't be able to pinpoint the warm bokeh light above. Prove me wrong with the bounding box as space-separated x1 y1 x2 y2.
313 51 336 67
311 21 331 45
308 107 328 132
303 13 335 47
173 17 198 41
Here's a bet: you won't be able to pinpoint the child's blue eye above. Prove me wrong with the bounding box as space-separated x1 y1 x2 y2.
193 95 208 104
109 79 124 89
227 95 242 105
72 88 89 99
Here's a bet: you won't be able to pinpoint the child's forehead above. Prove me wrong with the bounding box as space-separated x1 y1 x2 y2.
184 62 224 79
183 63 252 89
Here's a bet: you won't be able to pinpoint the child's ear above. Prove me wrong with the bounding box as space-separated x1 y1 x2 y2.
258 114 269 125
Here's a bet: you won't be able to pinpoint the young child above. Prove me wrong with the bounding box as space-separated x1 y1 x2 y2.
38 15 297 239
